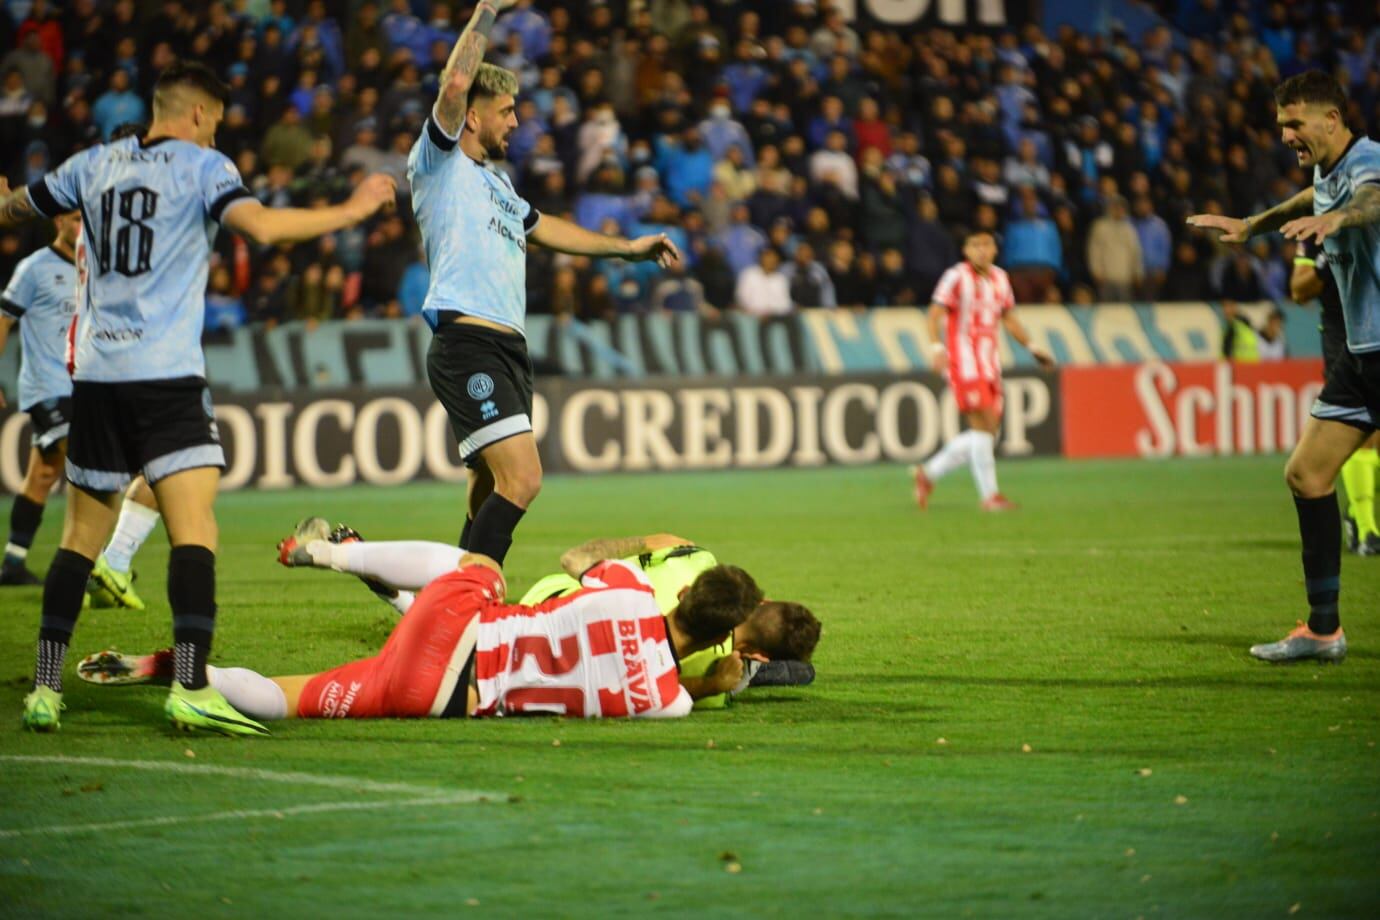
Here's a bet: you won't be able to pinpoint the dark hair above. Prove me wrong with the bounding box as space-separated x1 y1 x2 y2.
154 60 231 109
109 122 146 141
751 601 822 662
1275 71 1347 115
963 229 996 244
676 565 764 645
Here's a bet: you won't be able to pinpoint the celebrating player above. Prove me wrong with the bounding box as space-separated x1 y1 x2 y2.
1292 241 1380 555
0 60 397 733
275 522 821 708
911 230 1054 512
410 0 679 569
1189 71 1380 663
76 552 766 729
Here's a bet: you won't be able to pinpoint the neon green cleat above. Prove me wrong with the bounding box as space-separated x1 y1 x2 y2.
89 556 145 610
22 686 64 732
165 682 270 737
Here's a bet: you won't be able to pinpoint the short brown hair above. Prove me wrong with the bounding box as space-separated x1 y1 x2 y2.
1275 71 1347 114
153 61 230 114
676 565 764 645
750 601 821 662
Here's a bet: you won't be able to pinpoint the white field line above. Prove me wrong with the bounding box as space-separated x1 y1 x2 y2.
0 755 500 840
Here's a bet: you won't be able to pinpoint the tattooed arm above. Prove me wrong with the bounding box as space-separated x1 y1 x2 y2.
559 534 694 578
1187 187 1314 243
433 0 514 137
0 179 39 230
1281 183 1380 245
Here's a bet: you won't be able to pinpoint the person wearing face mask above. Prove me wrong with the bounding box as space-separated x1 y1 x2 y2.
698 92 755 167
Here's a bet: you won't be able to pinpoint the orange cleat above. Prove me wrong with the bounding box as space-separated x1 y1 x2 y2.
911 465 934 510
980 493 1019 512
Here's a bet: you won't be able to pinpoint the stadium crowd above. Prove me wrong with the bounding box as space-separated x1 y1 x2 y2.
3 0 1380 330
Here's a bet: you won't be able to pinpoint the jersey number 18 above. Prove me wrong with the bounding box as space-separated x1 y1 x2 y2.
97 186 158 278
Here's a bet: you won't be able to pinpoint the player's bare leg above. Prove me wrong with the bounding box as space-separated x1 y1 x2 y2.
1253 417 1369 662
3 442 65 585
466 432 540 564
461 461 496 549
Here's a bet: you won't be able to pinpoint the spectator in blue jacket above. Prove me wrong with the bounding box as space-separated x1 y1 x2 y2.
714 203 768 277
1131 195 1172 299
657 126 715 207
1003 187 1063 304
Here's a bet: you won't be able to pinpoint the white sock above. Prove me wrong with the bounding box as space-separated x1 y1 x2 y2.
103 502 160 574
969 430 999 500
924 430 977 481
388 590 416 616
208 666 288 721
322 540 464 591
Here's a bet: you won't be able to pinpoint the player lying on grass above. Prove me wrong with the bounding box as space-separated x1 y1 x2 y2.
275 521 820 708
78 550 770 734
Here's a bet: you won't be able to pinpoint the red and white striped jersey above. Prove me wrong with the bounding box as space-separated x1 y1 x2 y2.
931 262 1014 382
473 560 693 719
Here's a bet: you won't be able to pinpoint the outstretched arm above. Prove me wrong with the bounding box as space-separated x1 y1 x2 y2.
1280 183 1380 245
529 213 682 267
1002 311 1055 367
559 533 692 578
224 174 396 245
1187 187 1314 243
434 0 514 137
0 180 39 229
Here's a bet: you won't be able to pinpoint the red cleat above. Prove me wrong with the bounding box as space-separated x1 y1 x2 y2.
910 465 933 510
980 493 1019 512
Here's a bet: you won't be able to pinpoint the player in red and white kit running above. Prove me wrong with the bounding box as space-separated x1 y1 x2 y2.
911 231 1054 511
74 551 764 728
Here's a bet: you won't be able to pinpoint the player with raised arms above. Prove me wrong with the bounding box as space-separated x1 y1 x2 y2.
76 551 766 726
0 60 397 733
273 522 821 708
1190 71 1380 662
410 0 679 570
911 230 1054 512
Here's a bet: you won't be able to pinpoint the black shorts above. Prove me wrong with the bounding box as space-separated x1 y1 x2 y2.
25 396 72 453
426 321 534 465
1313 349 1380 432
66 377 225 493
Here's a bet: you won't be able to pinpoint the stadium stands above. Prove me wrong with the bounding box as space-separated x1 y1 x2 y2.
4 0 1377 331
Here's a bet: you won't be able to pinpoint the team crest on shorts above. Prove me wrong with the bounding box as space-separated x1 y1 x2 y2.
467 373 495 400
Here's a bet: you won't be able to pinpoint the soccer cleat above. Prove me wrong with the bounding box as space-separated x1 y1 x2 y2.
911 465 933 510
88 556 144 610
748 660 816 688
165 682 270 737
1357 533 1380 557
1249 621 1347 663
980 494 1019 512
277 516 332 567
328 522 404 605
0 563 41 586
329 523 363 544
1342 513 1360 554
77 648 174 686
22 686 64 732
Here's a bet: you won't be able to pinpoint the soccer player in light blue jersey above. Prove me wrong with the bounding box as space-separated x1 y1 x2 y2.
0 210 80 586
0 61 397 734
1189 72 1380 663
411 0 679 568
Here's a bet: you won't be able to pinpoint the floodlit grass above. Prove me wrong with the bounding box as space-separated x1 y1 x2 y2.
2 458 1378 917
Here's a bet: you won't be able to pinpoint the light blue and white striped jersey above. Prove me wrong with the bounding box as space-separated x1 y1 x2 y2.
0 246 78 409
407 112 540 334
1313 136 1380 353
27 135 254 381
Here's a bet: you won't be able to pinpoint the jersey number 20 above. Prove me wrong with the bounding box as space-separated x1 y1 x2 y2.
97 187 158 278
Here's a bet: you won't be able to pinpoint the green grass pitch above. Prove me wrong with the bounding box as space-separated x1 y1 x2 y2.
2 458 1378 917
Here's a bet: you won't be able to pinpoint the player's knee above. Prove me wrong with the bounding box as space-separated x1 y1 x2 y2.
24 458 62 495
506 471 542 507
1284 458 1329 498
